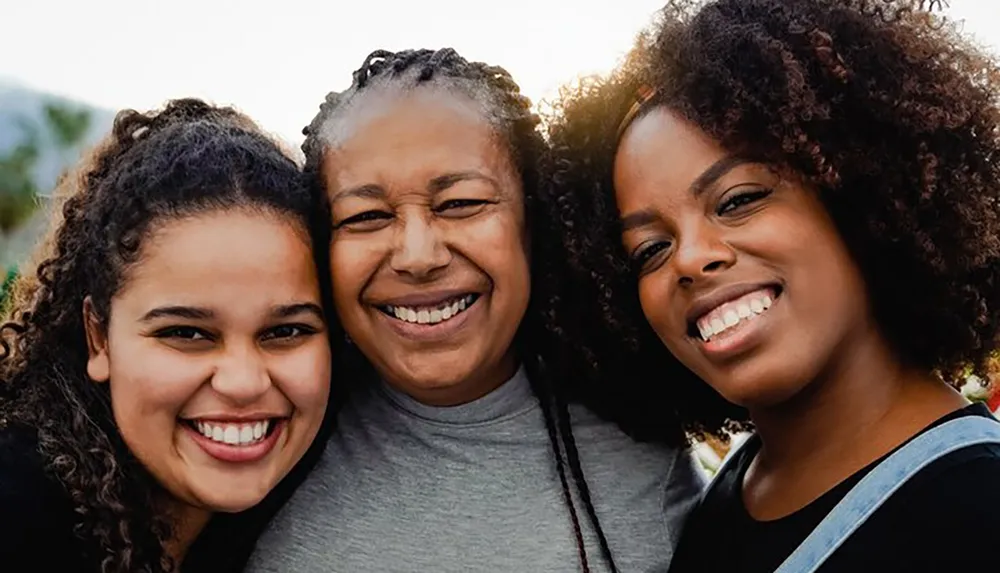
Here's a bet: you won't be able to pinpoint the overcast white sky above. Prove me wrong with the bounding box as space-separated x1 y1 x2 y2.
3 0 998 145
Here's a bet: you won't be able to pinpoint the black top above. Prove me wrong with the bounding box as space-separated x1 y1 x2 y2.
0 422 327 572
668 403 1000 573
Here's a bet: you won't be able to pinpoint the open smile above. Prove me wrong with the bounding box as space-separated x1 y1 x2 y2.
372 290 485 342
179 416 288 463
686 285 783 359
377 293 480 326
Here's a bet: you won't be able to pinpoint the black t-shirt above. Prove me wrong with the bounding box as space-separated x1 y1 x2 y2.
668 403 1000 573
0 424 325 571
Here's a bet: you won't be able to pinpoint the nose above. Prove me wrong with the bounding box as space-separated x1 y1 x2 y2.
210 343 271 406
389 213 451 279
673 223 736 286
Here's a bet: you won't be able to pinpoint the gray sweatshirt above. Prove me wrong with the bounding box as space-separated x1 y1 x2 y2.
246 367 703 572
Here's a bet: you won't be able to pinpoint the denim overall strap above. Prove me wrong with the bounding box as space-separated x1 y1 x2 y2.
774 415 1000 573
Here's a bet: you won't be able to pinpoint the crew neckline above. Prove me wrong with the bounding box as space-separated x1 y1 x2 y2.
376 366 536 426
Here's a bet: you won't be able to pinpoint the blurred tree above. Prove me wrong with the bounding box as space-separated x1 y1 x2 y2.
0 118 41 233
0 102 91 234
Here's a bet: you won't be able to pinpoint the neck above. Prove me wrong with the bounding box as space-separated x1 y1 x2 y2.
164 502 212 570
749 329 967 472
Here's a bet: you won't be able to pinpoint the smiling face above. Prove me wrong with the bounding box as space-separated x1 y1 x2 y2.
85 209 331 514
614 108 871 408
322 88 529 405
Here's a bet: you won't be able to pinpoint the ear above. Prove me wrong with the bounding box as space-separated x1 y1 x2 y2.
83 297 110 383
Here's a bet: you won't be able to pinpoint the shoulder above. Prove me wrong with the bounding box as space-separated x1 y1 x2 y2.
0 426 82 561
835 443 1000 570
567 403 686 466
899 439 1000 509
567 403 706 508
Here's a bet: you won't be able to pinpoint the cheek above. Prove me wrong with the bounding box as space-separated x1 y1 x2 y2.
329 238 381 307
637 272 684 345
108 340 211 420
454 211 530 290
273 341 332 414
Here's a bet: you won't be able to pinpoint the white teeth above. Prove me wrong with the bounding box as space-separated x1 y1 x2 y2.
697 294 776 342
193 420 272 447
723 310 739 327
386 295 476 326
699 323 713 340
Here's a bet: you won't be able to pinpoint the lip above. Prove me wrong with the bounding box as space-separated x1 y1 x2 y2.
182 418 286 463
684 282 782 327
182 413 288 423
373 288 482 308
375 293 483 342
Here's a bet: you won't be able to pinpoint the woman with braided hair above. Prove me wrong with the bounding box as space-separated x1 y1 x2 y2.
0 98 335 572
245 48 703 573
546 0 1000 572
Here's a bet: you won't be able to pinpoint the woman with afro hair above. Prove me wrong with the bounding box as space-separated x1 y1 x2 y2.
546 1 1000 571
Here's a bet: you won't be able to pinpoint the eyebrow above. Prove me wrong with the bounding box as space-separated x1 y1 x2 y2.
330 184 386 204
620 209 660 232
273 303 325 321
140 305 213 322
331 171 498 204
619 155 753 232
140 303 325 322
427 171 499 194
689 155 753 197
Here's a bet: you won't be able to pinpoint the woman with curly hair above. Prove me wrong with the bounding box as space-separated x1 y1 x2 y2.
245 47 704 573
0 98 334 572
546 1 1000 571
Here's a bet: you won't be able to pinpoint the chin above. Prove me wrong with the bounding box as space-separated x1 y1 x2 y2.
703 363 808 410
184 476 274 514
198 489 269 514
395 356 475 388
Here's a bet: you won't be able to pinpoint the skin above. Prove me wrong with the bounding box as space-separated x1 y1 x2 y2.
615 107 965 520
323 88 529 406
85 208 331 557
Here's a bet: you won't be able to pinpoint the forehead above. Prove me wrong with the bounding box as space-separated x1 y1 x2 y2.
320 89 516 192
615 108 728 194
117 209 317 310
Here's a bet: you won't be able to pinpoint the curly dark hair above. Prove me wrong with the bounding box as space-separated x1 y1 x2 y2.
301 47 618 573
0 98 329 572
545 0 1000 438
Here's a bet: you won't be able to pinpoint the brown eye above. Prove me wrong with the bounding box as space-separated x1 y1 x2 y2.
334 210 393 230
435 199 490 217
155 326 210 341
717 189 772 215
631 241 671 273
262 324 313 341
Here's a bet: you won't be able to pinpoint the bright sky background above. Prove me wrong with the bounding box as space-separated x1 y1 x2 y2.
3 0 999 145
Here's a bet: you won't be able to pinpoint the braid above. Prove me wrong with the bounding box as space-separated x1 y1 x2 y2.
302 48 618 572
537 371 591 572
556 398 619 573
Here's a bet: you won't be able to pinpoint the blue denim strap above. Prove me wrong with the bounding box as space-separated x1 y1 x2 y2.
774 415 1000 573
